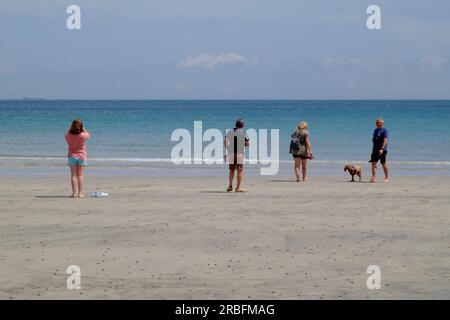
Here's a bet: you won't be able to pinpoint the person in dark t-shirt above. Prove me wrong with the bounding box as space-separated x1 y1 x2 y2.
370 118 389 183
224 118 249 192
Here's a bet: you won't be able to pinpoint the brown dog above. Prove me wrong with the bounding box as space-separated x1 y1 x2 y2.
344 164 362 182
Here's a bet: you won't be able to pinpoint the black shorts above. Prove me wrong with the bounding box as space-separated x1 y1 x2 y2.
370 150 388 164
293 154 308 160
229 164 243 171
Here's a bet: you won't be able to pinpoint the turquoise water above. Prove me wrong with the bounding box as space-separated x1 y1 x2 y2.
1 100 450 174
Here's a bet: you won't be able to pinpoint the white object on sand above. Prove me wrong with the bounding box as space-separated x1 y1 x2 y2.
90 191 109 198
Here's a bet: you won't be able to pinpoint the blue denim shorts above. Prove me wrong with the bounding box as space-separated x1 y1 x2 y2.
68 157 87 166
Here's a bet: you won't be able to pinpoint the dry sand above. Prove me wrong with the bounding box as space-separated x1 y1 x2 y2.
0 174 449 299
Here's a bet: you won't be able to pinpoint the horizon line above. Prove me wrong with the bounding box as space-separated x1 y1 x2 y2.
2 98 450 101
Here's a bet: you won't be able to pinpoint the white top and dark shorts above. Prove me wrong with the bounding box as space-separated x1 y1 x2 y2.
226 128 249 171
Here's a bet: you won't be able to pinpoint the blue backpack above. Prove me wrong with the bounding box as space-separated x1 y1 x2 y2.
290 135 301 151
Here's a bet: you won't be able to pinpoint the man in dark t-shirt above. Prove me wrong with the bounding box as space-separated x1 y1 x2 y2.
370 118 389 183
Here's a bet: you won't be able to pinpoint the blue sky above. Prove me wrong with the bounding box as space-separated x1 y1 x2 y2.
0 0 449 99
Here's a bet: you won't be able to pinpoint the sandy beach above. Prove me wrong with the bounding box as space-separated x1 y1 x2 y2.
0 173 449 299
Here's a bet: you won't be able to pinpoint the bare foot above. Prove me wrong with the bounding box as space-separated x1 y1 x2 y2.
78 194 85 198
303 177 308 182
370 178 376 183
383 178 389 183
70 194 77 198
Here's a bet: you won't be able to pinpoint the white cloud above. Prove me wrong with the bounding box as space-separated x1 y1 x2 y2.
421 54 448 70
321 57 386 69
177 53 251 70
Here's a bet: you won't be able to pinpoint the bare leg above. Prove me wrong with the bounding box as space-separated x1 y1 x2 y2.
371 162 377 182
236 167 243 190
382 163 389 182
301 159 308 181
228 169 234 188
294 157 300 181
70 165 78 197
77 165 85 197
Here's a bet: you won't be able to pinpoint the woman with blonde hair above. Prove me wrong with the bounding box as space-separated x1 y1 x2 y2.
289 121 313 182
65 119 90 198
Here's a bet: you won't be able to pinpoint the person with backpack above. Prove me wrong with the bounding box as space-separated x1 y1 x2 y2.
289 121 313 182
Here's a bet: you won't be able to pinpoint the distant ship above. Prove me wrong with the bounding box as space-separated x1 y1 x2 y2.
22 97 45 101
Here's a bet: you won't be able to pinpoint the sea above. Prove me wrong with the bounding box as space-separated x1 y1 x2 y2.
1 100 450 176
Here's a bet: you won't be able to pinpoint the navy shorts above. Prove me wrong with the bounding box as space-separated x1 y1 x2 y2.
293 154 308 160
370 151 387 164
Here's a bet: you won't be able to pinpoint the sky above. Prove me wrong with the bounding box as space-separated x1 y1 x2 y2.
0 0 449 99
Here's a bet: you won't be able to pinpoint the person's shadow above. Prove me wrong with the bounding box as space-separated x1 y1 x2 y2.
337 180 372 183
35 196 74 198
199 191 230 194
